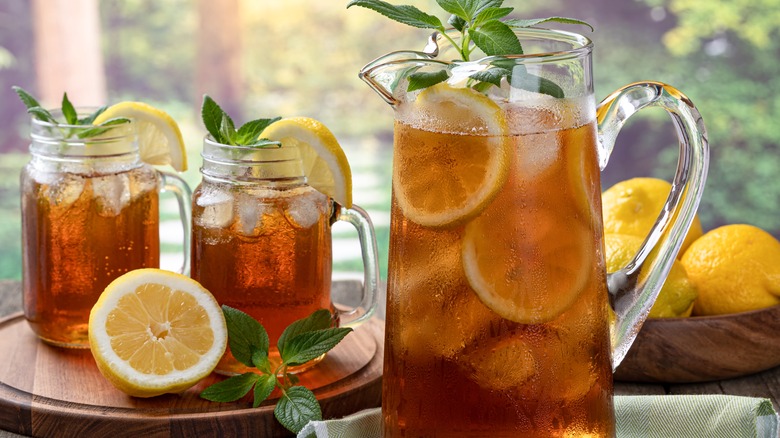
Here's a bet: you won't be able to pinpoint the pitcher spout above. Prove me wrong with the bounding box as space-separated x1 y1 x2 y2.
358 32 447 106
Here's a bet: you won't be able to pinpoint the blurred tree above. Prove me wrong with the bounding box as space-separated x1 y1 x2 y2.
196 0 243 122
639 0 780 237
100 0 195 108
31 0 106 106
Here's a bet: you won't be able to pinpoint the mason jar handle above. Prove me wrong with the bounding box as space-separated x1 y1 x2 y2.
333 203 379 327
158 172 192 276
596 82 709 369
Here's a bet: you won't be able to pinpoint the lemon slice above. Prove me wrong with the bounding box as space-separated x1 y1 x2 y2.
93 102 187 171
88 269 227 398
462 206 592 324
261 117 352 208
393 83 509 227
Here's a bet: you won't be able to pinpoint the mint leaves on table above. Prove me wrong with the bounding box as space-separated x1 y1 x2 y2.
12 86 129 138
200 307 352 434
201 95 281 147
347 0 592 97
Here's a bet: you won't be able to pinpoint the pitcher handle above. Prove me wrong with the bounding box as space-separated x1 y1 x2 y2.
596 82 709 369
333 203 379 327
159 172 192 276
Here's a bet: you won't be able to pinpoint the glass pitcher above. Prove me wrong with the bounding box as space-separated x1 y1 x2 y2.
360 28 708 436
190 137 379 375
21 112 191 348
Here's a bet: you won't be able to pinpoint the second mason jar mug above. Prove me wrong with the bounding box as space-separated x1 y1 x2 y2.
21 112 191 348
191 137 379 375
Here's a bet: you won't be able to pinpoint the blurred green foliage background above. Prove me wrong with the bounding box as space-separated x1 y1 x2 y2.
0 0 778 280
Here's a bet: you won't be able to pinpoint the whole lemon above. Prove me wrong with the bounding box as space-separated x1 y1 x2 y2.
681 224 780 316
604 233 698 318
602 178 703 257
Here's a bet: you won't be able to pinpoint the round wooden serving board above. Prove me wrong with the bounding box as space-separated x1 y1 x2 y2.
0 313 383 438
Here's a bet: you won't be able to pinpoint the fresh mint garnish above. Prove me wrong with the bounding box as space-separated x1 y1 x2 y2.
347 0 592 96
11 86 129 138
200 307 352 434
201 95 281 147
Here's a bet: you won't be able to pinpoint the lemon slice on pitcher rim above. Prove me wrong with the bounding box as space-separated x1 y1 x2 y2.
393 83 509 228
93 102 187 171
88 269 227 398
261 117 353 208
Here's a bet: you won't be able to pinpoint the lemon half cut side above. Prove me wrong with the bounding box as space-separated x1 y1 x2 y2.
88 269 227 398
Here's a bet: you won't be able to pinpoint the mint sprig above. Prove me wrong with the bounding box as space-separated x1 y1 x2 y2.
12 86 128 138
200 307 352 434
347 0 592 96
201 95 281 147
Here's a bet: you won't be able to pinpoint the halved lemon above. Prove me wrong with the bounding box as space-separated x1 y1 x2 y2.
93 102 187 171
261 117 352 208
88 269 227 398
393 83 509 227
462 206 592 324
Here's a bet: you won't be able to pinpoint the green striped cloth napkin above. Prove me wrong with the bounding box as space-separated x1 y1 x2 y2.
297 395 778 438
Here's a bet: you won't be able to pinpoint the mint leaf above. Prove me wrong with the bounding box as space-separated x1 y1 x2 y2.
222 305 270 367
200 372 260 403
201 95 231 143
448 14 467 32
274 386 322 434
245 138 282 148
12 86 42 110
236 117 280 145
281 328 353 366
79 106 107 125
219 115 236 145
253 374 277 408
470 66 511 87
252 349 272 375
26 107 57 124
436 0 476 21
511 72 565 98
347 0 443 30
474 7 513 26
277 309 333 356
61 93 77 125
407 70 449 92
470 20 523 56
506 17 594 32
77 117 131 139
474 0 504 15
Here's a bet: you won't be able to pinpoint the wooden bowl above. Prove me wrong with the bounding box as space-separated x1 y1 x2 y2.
613 304 780 383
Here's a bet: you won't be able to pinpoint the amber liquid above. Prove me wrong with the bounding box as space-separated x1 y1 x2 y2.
384 111 615 436
191 182 335 374
21 166 160 347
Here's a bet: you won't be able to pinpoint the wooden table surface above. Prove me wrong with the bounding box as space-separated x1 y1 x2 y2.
0 279 778 437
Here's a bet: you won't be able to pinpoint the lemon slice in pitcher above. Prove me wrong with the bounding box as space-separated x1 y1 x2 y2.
261 117 353 208
93 102 187 171
393 83 510 227
462 207 592 324
89 269 227 397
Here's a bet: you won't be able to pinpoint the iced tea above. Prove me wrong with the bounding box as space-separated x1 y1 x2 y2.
191 180 336 374
383 96 614 436
21 166 160 347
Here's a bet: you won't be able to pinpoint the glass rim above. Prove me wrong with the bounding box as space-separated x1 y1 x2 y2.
446 27 593 64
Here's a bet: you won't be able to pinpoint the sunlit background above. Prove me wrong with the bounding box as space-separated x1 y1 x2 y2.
1 0 778 280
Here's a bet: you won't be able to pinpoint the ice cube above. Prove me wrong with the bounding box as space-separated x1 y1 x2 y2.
459 333 537 391
284 188 326 229
45 173 85 208
236 199 261 235
93 173 131 217
195 187 234 229
128 166 159 202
